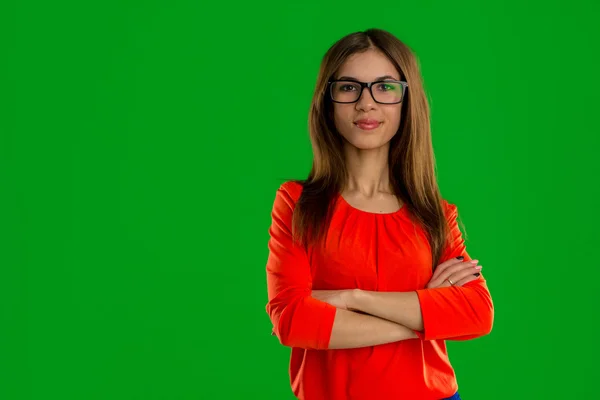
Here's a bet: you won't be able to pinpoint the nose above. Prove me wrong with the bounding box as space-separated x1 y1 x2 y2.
355 86 376 111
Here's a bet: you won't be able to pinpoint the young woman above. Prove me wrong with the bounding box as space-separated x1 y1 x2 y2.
265 28 494 400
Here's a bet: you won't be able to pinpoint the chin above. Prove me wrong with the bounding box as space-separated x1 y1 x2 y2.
343 135 392 151
339 123 397 150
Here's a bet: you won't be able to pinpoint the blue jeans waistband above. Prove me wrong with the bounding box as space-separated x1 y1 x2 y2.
442 392 461 400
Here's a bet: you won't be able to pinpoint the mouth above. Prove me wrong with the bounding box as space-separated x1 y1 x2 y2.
354 119 382 131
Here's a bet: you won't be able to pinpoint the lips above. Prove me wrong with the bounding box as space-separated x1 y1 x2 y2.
354 119 381 130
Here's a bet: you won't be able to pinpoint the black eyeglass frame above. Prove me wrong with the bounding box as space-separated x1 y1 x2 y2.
327 79 409 104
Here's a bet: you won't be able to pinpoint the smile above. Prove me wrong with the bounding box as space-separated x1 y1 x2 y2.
354 121 381 130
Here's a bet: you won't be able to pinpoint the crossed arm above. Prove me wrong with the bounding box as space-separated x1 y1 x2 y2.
312 273 494 347
324 307 420 349
270 277 493 350
265 187 494 350
311 254 489 334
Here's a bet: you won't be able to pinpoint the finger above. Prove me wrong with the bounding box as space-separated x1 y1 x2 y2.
436 267 482 288
432 256 465 277
431 256 466 281
430 260 479 288
435 277 456 289
441 260 479 280
453 273 480 287
448 265 482 286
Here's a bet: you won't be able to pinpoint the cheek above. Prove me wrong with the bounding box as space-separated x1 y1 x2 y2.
383 109 402 132
333 107 353 131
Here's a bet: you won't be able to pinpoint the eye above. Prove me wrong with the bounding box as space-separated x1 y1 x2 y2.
339 84 358 92
376 82 395 91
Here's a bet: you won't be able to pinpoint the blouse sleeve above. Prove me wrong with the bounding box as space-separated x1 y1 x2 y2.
265 183 337 349
414 200 495 341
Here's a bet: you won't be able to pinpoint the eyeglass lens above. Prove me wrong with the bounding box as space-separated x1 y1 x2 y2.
331 81 403 103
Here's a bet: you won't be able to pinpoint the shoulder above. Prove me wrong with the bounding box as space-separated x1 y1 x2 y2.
272 180 305 213
440 198 459 220
277 181 303 204
278 180 304 201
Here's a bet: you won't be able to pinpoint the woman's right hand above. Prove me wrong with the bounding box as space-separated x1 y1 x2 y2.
426 257 482 289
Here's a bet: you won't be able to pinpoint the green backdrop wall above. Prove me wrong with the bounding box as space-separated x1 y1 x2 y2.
3 0 599 399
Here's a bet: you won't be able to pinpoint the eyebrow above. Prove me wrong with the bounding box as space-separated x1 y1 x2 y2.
337 75 399 81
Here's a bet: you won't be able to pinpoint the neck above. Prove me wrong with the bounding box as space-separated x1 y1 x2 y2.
343 143 391 195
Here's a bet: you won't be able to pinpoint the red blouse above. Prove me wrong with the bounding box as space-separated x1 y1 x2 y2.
265 181 494 400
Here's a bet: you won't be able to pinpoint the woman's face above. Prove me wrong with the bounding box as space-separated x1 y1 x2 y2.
332 49 403 151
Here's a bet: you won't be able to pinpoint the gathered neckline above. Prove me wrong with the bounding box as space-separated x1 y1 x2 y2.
336 193 408 216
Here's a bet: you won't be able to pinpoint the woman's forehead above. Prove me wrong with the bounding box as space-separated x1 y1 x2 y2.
336 50 400 81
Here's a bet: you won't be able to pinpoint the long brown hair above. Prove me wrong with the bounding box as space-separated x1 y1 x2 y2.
292 28 452 271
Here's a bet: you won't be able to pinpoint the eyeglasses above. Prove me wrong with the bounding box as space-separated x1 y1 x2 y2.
328 79 408 104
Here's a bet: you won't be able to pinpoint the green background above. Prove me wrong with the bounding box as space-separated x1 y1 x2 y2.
2 0 599 399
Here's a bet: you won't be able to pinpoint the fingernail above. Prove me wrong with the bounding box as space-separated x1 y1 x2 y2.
473 273 480 277
470 259 479 264
456 256 464 260
474 265 482 270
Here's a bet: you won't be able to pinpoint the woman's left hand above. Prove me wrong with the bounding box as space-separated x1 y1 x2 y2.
311 289 356 310
427 257 482 289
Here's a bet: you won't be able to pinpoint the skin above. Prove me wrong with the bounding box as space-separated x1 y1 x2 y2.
312 49 481 348
334 48 404 213
312 258 483 333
